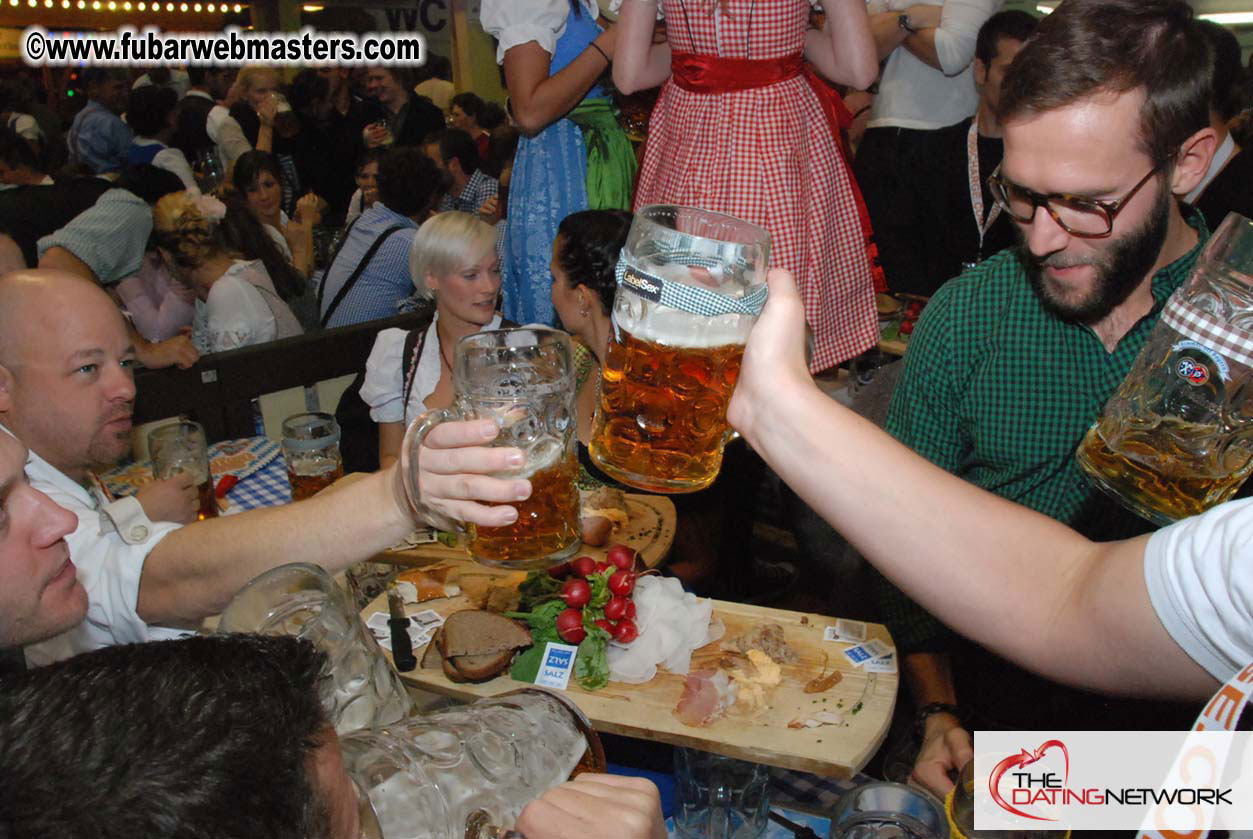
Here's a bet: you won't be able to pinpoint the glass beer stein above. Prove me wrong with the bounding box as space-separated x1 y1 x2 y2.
343 689 605 839
218 563 412 734
282 412 345 501
588 205 770 493
148 420 218 519
1076 213 1253 525
400 327 580 569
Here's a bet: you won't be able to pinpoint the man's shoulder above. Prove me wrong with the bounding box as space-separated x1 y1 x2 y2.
920 250 1028 320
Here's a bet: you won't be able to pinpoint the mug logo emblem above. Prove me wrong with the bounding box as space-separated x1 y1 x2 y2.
1176 357 1211 386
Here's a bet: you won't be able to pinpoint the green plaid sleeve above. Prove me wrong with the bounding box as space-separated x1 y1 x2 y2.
878 281 969 654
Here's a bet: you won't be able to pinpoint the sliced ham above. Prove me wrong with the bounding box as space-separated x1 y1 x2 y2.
673 669 738 727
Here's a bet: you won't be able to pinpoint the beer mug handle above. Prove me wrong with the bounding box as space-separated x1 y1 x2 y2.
394 407 464 534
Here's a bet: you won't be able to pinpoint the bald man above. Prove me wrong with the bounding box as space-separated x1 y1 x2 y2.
0 270 530 665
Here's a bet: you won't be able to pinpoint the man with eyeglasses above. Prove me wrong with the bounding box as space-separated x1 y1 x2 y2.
873 0 1221 799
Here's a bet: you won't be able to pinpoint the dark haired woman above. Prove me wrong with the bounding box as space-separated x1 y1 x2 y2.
549 209 764 597
232 150 324 284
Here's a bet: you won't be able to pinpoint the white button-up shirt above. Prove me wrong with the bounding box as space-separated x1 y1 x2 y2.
22 448 189 667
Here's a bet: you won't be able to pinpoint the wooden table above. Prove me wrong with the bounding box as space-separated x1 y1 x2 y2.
364 565 897 779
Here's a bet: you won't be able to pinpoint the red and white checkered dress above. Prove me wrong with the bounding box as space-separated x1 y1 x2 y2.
635 0 878 371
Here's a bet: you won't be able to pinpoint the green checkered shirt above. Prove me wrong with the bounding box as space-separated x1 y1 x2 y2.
878 212 1209 655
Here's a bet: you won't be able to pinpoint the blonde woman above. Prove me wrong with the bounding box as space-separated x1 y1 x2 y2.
228 65 303 214
152 191 303 354
360 211 511 470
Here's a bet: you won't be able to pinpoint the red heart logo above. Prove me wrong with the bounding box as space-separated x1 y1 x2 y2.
989 740 1070 822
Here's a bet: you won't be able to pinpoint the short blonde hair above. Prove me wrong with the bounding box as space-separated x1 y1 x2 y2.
408 211 498 299
235 65 279 97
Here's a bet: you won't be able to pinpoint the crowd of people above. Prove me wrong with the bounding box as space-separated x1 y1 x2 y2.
2 0 1253 834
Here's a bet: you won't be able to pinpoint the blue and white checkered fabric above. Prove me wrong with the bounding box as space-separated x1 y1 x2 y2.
212 438 291 513
319 203 419 328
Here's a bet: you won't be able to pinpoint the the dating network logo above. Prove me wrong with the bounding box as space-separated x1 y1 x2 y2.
989 740 1070 821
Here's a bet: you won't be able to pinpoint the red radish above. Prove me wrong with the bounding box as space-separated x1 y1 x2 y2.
606 544 636 570
594 618 617 635
613 619 639 644
561 578 591 609
556 608 586 643
608 570 635 597
570 556 597 578
603 595 630 621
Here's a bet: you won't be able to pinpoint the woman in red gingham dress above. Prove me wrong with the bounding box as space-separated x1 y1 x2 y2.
614 0 881 372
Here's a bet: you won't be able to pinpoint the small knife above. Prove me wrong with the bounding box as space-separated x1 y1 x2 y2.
386 589 417 672
769 809 821 839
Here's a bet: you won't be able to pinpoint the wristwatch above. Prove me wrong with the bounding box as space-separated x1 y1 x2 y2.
914 702 961 742
898 12 919 34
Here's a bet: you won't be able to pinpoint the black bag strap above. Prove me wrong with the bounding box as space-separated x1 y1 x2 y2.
399 314 521 422
317 216 359 310
319 223 407 328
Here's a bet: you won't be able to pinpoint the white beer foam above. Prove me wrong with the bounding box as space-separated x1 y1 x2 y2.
614 301 755 349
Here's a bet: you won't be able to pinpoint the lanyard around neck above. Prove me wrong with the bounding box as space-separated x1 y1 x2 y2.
966 119 1003 261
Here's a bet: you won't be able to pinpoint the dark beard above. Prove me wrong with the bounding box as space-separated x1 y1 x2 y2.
1020 182 1172 325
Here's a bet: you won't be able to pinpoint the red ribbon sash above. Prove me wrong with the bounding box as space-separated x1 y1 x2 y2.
668 52 887 293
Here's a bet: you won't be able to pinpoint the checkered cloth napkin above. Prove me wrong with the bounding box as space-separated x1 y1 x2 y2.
214 438 291 512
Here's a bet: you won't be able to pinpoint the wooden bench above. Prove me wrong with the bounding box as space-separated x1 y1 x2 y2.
133 312 427 443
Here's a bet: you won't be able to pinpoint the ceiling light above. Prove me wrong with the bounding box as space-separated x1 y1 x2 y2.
1198 12 1253 25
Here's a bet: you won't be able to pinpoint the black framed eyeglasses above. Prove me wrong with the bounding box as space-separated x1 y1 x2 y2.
987 166 1161 239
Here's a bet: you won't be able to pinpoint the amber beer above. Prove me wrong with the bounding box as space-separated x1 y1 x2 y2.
193 472 219 520
287 460 345 501
1076 420 1253 523
590 324 743 493
469 449 580 567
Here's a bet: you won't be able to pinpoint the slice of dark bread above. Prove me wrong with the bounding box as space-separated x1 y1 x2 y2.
448 650 515 682
420 627 444 670
439 610 532 658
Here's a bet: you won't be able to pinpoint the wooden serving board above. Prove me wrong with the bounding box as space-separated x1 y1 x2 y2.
365 567 897 778
375 494 677 571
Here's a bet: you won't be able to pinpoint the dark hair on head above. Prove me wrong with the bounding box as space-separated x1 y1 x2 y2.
450 91 485 120
0 126 39 172
477 102 507 132
427 127 480 175
288 68 330 114
187 66 211 86
997 0 1211 168
115 163 185 204
377 147 447 218
81 67 126 90
355 146 387 175
127 84 179 137
0 634 334 839
554 209 633 314
415 54 453 83
232 149 284 196
1195 20 1245 122
482 126 519 179
216 192 307 301
376 65 418 92
975 10 1038 66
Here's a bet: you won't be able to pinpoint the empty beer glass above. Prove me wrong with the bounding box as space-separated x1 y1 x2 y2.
282 412 344 501
1076 213 1253 524
148 420 218 519
589 205 770 493
674 748 771 839
218 562 411 734
399 327 580 569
